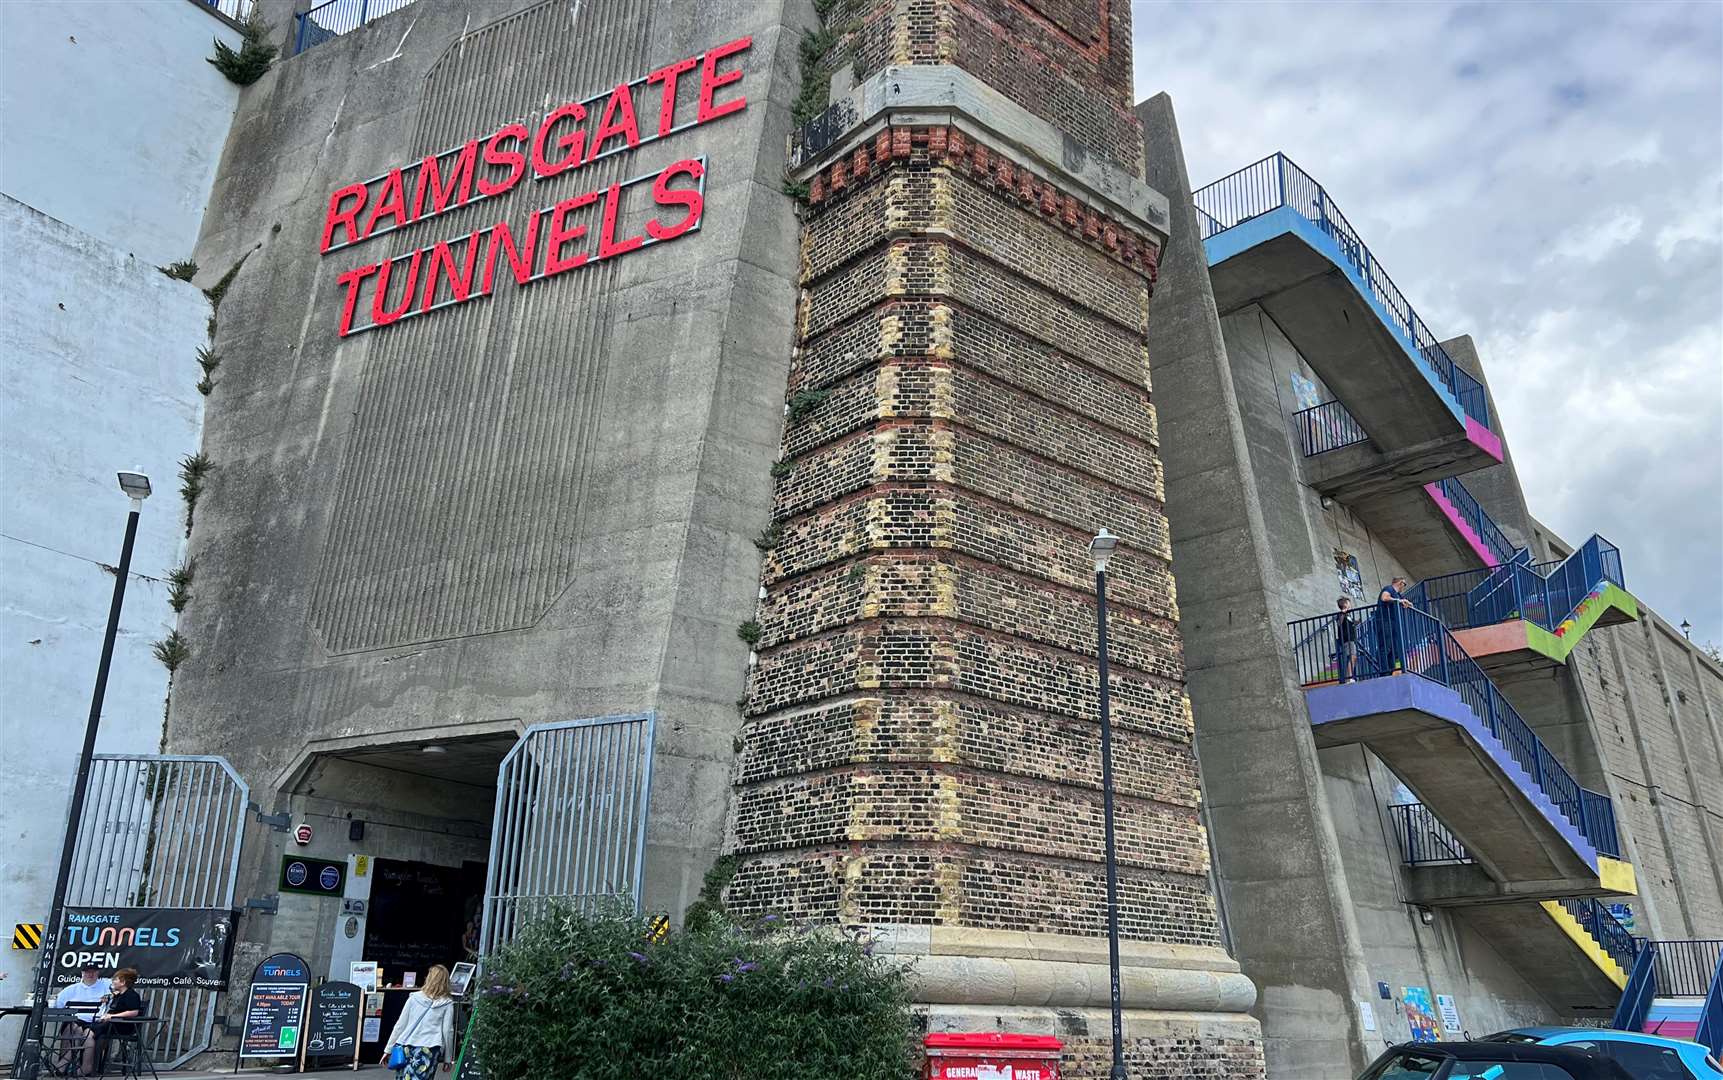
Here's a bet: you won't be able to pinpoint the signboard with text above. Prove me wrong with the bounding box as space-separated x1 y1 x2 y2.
316 37 754 338
237 952 311 1062
306 981 362 1063
280 854 346 896
52 907 234 989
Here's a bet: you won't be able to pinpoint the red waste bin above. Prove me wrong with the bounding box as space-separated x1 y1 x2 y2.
925 1032 1062 1080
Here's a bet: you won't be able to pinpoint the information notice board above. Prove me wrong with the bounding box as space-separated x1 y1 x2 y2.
236 952 310 1065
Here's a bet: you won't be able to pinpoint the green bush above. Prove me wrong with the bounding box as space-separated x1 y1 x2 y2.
470 907 918 1080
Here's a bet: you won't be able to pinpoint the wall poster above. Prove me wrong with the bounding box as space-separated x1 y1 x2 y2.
1403 986 1439 1043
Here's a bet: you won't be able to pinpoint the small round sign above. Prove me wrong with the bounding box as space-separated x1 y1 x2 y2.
319 865 341 891
294 823 313 846
344 917 358 939
285 861 309 888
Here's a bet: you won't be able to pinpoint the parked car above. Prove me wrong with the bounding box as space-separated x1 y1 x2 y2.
1483 1027 1723 1080
1358 1040 1637 1079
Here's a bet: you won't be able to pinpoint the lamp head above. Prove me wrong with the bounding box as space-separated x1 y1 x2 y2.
116 471 152 503
1089 529 1119 573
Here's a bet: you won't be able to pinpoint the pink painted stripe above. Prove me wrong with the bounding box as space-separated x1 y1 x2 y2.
1424 482 1497 566
1466 417 1504 462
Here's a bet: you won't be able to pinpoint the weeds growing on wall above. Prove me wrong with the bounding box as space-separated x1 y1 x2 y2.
470 905 917 1080
158 261 199 282
208 12 277 87
787 388 831 423
166 562 195 613
178 453 211 536
151 632 190 673
736 620 763 647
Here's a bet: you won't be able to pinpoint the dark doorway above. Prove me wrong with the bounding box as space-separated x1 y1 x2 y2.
363 858 487 984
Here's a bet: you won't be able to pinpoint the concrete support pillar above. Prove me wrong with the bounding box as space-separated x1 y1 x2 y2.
1643 622 1723 914
1137 92 1377 1080
1607 627 1698 936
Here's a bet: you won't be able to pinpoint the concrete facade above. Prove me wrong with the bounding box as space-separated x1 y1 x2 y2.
168 0 812 989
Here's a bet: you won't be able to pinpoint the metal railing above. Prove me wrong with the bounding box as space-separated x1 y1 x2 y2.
1653 940 1723 997
1289 602 1621 858
1193 153 1491 432
294 0 418 54
1390 802 1473 865
195 0 254 20
1294 400 1370 456
1429 475 1517 567
1408 534 1626 636
1559 898 1641 975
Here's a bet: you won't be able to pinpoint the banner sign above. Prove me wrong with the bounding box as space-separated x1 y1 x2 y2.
318 36 753 338
53 907 234 989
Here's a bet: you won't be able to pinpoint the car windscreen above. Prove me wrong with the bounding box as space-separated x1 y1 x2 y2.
1445 1063 1579 1080
1361 1051 1446 1079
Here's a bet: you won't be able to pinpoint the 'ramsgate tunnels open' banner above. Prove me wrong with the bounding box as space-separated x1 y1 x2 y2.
318 36 752 337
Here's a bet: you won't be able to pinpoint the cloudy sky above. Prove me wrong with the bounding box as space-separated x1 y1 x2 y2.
1133 0 1723 646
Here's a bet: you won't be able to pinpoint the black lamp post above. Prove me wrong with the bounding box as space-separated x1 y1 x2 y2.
1090 528 1128 1080
18 470 151 1080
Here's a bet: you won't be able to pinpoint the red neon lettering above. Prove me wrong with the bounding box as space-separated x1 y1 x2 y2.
479 125 529 197
421 232 484 311
645 55 698 137
697 36 751 124
335 263 379 336
646 159 705 241
532 102 587 179
597 182 644 260
543 192 601 275
322 184 368 251
363 169 409 239
481 214 542 294
371 250 422 327
412 141 478 220
587 83 642 164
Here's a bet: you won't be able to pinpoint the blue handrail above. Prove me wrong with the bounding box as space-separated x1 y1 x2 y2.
1560 897 1641 974
1429 475 1517 567
1193 153 1492 433
1389 802 1473 865
1408 534 1626 635
1288 602 1620 858
1614 944 1658 1032
294 0 418 54
1293 400 1370 456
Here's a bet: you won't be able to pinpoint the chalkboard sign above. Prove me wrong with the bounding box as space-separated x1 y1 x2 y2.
240 981 307 1058
306 981 362 1063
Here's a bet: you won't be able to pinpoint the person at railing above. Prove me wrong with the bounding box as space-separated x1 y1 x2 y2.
1378 577 1414 673
1335 596 1361 683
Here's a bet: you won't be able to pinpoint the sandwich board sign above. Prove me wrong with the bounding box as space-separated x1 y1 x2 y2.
236 952 310 1068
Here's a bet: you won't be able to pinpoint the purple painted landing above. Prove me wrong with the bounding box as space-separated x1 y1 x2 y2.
1305 676 1600 872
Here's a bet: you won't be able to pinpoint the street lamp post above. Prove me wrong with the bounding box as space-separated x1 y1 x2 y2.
1089 528 1128 1080
18 471 151 1080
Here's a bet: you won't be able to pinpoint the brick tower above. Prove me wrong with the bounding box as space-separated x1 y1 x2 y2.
729 2 1267 1075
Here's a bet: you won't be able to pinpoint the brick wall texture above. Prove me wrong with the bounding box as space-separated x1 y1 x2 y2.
734 6 1266 1074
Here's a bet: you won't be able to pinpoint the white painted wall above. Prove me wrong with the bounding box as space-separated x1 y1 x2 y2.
0 197 210 1028
0 0 242 264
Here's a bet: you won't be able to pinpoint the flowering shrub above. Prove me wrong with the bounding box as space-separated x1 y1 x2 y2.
469 907 919 1079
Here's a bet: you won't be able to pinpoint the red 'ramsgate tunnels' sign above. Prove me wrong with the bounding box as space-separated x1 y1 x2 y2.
318 36 752 336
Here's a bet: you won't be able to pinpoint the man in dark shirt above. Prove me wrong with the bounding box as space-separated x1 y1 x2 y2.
1336 596 1360 683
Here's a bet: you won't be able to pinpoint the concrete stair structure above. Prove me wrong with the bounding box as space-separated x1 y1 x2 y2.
1196 155 1503 478
1305 676 1634 902
1458 901 1627 1016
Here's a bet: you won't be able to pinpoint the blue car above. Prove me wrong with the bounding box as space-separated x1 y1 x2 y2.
1485 1027 1722 1080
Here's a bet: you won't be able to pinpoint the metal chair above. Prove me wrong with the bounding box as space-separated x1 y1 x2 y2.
103 1010 159 1080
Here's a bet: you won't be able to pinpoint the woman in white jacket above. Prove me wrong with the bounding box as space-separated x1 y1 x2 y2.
384 964 457 1077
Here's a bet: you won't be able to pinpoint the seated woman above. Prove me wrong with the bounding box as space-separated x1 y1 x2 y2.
79 966 143 1076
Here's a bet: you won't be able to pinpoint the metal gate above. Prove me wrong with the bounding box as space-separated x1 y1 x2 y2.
480 713 655 954
61 754 248 1067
